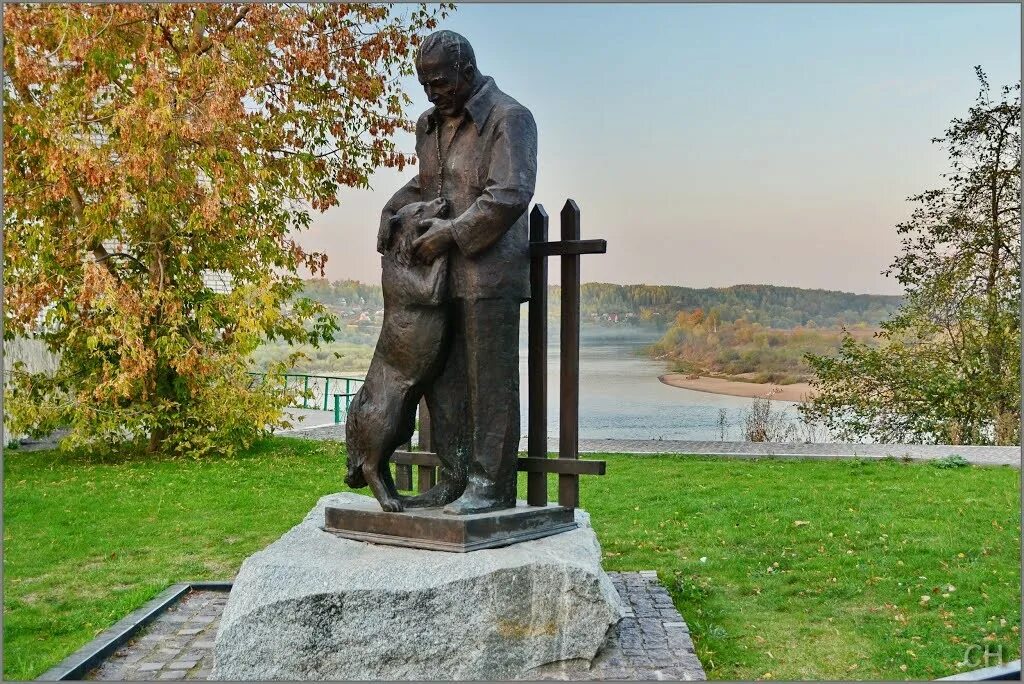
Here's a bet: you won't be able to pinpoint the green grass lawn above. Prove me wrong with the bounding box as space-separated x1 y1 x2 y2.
3 438 1020 680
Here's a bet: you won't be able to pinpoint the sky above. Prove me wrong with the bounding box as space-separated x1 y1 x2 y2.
298 3 1021 296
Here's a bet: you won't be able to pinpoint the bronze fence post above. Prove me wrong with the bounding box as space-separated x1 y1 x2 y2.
416 398 435 492
558 200 581 509
527 205 550 506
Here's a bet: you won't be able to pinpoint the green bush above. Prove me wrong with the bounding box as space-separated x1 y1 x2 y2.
931 455 970 469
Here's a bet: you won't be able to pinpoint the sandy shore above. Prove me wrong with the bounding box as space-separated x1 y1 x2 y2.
659 373 817 402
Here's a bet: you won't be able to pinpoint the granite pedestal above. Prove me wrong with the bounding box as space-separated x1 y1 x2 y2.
211 493 624 680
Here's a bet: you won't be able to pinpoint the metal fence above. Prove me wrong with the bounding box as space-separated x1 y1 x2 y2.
249 372 363 423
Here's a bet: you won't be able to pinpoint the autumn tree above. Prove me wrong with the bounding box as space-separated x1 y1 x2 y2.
802 69 1020 445
3 3 446 455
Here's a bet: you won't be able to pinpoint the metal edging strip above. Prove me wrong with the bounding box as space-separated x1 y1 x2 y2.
35 581 233 681
939 660 1022 681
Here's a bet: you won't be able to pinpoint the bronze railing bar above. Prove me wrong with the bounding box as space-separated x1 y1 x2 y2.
517 457 606 475
530 239 606 257
393 450 441 467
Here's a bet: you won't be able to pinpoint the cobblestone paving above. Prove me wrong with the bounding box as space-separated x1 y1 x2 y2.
527 571 705 681
85 572 703 681
86 591 225 681
280 424 1020 467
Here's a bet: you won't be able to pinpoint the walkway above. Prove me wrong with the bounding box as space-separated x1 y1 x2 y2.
279 423 1020 467
83 573 706 681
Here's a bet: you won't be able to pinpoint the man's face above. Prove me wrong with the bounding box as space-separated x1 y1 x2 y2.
417 52 472 119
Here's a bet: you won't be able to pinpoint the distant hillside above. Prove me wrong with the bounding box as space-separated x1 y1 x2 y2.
298 279 903 330
572 283 903 329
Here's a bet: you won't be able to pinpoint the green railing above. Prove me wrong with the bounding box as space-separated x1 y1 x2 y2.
249 372 363 423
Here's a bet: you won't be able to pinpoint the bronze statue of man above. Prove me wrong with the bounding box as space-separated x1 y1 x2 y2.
377 30 537 514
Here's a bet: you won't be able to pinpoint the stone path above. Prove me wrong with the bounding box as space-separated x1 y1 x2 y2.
86 591 224 681
15 419 1017 467
569 438 1020 466
527 571 705 681
85 572 704 681
280 424 1020 467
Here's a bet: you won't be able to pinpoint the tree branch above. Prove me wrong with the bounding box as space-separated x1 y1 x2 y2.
66 182 121 283
196 6 251 57
94 251 148 273
149 8 182 59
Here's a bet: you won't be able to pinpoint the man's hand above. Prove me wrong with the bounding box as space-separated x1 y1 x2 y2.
412 218 455 264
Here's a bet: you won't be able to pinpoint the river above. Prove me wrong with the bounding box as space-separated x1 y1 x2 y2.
517 330 801 442
287 327 806 441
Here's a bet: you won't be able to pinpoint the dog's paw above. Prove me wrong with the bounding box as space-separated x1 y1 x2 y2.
380 498 404 513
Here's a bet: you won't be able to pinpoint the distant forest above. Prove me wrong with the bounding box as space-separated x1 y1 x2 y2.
570 283 902 328
300 279 903 330
648 310 880 384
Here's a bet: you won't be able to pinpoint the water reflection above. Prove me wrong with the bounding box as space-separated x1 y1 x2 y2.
517 332 801 442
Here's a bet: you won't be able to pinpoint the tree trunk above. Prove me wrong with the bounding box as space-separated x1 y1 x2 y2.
983 124 1009 443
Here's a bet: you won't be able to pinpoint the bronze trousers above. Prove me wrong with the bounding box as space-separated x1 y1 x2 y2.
425 297 521 506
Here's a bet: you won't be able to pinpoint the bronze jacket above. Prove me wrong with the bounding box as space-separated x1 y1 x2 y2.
379 76 537 301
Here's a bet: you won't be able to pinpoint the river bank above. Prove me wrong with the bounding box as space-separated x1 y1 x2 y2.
269 335 806 441
658 373 816 402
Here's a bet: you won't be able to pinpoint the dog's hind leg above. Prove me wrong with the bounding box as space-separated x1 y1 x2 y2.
348 362 406 512
343 391 371 489
399 308 466 509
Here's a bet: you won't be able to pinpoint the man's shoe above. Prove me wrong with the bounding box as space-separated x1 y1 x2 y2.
401 480 463 509
442 482 513 515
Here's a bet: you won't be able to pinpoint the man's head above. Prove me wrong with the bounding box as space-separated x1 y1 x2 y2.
416 30 481 119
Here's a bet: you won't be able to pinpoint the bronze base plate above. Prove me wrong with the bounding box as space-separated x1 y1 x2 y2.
322 500 577 552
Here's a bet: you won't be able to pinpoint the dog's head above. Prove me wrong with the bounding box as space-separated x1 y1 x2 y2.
386 198 450 261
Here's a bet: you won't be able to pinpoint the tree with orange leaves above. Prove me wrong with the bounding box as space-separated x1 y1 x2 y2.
3 3 448 455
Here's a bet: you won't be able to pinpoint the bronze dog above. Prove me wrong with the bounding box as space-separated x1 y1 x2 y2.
344 198 453 512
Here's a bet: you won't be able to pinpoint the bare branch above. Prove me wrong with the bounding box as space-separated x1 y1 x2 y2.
149 8 182 59
196 6 251 57
95 251 148 273
67 181 121 283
